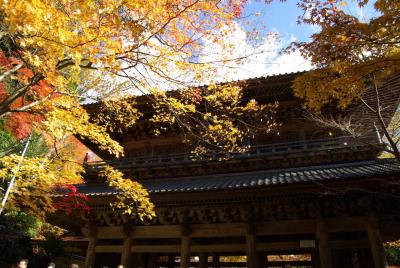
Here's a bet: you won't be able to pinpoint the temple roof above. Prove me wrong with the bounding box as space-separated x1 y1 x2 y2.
77 159 399 196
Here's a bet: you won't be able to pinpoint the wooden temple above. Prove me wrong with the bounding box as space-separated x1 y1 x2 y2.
56 72 400 268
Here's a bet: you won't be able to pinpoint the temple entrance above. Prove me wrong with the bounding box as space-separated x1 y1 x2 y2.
79 217 383 268
93 252 316 268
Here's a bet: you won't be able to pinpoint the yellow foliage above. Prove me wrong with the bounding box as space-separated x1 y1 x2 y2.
0 155 83 217
290 0 400 111
99 166 155 221
41 96 124 157
0 0 277 220
0 0 246 89
150 83 279 156
93 98 142 134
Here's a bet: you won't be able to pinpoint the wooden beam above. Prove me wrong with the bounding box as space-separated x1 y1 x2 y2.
92 217 369 239
255 220 315 235
316 219 332 268
329 240 369 249
194 244 244 252
132 245 180 253
257 242 299 251
368 215 389 268
128 243 251 253
96 245 123 253
96 226 125 239
190 223 245 238
93 239 371 254
325 217 368 232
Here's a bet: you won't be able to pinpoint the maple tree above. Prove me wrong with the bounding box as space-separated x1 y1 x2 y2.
282 0 400 162
0 0 279 220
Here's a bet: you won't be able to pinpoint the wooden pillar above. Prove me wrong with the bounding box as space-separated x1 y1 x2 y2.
121 226 133 268
82 226 97 268
245 222 258 268
368 215 388 268
199 253 208 268
180 224 191 268
316 219 332 268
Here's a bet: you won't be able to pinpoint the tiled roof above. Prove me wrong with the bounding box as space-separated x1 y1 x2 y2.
75 160 400 196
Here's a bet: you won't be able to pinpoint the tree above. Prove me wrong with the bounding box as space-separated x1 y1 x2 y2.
0 0 278 219
284 0 400 162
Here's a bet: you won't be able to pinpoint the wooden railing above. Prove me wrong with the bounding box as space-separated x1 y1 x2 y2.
88 135 379 169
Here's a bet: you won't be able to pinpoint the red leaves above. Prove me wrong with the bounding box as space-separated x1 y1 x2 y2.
53 184 91 215
0 50 55 140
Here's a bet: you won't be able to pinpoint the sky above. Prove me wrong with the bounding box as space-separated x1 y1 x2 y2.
243 0 315 43
207 0 378 81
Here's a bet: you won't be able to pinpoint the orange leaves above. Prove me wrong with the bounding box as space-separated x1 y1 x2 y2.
17 68 34 81
32 80 53 98
0 85 8 102
4 113 38 140
67 136 90 164
0 51 60 140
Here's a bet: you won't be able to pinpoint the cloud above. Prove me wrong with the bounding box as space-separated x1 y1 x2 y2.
199 22 312 83
265 49 312 75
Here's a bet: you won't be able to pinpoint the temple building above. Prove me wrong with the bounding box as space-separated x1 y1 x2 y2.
55 72 400 268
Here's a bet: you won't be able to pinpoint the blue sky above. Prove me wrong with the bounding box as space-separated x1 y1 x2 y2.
241 0 378 43
201 0 379 79
242 1 315 43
